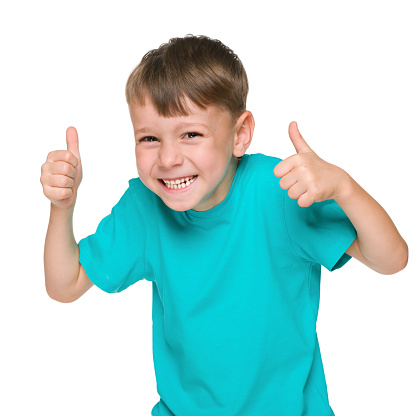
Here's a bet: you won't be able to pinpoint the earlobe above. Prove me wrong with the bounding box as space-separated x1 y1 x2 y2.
233 111 255 157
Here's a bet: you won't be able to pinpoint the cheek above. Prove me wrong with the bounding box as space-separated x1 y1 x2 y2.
135 151 150 175
193 149 222 177
135 146 150 163
195 140 231 167
203 143 233 173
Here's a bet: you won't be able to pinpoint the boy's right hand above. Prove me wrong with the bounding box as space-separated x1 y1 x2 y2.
41 127 83 209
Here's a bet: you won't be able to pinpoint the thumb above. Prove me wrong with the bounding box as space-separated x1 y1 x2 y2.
66 126 81 161
288 121 312 153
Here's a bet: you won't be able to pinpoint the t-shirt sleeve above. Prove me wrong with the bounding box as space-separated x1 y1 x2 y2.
78 186 148 293
282 195 357 271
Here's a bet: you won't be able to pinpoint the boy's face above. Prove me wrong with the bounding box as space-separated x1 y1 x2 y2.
129 97 246 212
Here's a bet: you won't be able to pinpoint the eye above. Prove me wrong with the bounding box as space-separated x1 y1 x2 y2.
183 132 201 139
139 136 159 142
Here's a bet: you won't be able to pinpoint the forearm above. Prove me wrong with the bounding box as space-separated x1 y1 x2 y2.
44 203 81 301
335 173 408 274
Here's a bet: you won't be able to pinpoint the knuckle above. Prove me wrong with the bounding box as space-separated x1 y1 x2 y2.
60 175 73 187
67 153 78 168
41 162 52 175
47 150 59 161
310 183 320 196
64 151 72 162
293 154 303 164
62 163 72 176
57 187 72 199
43 186 58 200
308 173 315 183
301 170 314 184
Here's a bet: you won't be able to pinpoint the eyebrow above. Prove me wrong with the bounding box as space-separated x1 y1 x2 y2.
134 127 152 135
134 122 209 136
174 122 209 131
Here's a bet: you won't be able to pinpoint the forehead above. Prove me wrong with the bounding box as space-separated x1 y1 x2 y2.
129 95 233 132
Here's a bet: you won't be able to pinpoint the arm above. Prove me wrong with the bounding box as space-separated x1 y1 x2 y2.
44 204 93 302
274 122 408 275
336 176 408 274
41 127 94 302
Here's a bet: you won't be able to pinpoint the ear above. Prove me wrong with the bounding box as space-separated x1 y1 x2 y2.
233 111 255 157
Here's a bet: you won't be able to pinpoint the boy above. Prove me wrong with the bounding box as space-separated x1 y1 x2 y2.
41 35 408 415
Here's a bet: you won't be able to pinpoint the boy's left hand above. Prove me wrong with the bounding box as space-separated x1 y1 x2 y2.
274 121 350 207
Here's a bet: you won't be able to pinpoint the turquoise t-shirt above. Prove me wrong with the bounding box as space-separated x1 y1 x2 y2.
79 153 356 416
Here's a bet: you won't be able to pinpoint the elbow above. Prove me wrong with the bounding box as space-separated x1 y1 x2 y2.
380 241 409 275
394 243 409 274
45 284 78 304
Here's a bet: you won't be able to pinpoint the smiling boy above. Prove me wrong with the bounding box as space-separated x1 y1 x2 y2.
41 35 408 415
129 95 248 212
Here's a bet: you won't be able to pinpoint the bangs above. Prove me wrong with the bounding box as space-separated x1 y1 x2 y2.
127 69 209 118
126 36 248 119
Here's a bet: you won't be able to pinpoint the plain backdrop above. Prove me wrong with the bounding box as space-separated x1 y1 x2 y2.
1 1 414 415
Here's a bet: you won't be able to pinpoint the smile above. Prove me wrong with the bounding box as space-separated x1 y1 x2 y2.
161 175 198 189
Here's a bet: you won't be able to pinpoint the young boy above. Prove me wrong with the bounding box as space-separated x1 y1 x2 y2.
41 35 408 416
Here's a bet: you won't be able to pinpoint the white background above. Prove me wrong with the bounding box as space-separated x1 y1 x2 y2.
1 1 414 415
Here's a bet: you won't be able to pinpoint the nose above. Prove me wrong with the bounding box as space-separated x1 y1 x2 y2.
158 141 184 169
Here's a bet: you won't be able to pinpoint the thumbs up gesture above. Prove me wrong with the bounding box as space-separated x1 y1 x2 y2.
273 122 349 207
41 127 83 209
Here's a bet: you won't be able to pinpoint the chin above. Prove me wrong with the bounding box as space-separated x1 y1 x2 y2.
160 197 196 212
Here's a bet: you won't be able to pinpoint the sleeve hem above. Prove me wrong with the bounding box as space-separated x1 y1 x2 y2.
325 234 357 272
281 190 357 271
78 243 118 293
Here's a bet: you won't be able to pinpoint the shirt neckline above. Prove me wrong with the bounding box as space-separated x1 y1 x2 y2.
184 155 249 220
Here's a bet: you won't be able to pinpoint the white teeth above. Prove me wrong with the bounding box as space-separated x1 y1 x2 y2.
162 176 196 189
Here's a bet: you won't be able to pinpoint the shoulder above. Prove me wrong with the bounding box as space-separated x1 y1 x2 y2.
244 153 282 171
241 153 283 189
126 177 156 204
126 177 173 221
110 177 159 220
128 176 145 192
233 154 287 212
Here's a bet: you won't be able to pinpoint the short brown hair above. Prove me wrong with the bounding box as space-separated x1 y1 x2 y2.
125 35 249 120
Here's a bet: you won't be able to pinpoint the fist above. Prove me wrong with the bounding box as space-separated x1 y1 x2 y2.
273 122 349 207
40 127 83 208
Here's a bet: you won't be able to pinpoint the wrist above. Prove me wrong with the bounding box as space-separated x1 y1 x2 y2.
333 169 356 205
50 201 75 220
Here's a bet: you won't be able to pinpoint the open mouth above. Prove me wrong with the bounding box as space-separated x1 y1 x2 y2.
160 175 198 190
